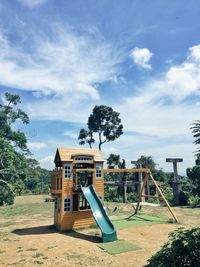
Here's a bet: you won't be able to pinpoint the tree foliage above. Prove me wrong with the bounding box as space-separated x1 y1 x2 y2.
78 129 95 149
78 105 123 150
0 92 29 152
107 154 124 169
191 120 200 152
146 228 200 267
0 92 51 205
135 155 157 170
186 155 200 197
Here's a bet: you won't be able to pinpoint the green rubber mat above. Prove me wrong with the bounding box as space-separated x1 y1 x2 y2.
97 239 139 254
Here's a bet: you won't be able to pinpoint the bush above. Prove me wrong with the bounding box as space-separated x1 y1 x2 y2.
160 186 173 205
0 182 15 206
104 186 122 202
145 227 200 267
127 192 138 203
188 195 200 207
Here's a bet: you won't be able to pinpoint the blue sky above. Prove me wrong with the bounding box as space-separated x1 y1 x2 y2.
1 0 200 174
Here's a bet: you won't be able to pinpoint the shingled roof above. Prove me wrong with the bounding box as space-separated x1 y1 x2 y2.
54 147 105 164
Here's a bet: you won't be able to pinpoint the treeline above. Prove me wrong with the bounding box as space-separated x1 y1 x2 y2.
104 154 200 207
0 93 51 205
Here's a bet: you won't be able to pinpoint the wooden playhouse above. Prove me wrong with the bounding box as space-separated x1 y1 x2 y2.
51 148 105 231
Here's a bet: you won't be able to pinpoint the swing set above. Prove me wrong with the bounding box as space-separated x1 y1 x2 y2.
103 168 179 223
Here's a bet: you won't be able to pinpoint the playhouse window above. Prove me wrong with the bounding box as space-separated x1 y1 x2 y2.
64 197 71 212
74 156 93 161
64 164 71 179
96 164 102 178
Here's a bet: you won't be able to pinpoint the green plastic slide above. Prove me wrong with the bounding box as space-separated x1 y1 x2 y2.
81 185 117 243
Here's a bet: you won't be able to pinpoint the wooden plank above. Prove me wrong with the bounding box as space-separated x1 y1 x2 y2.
133 173 149 216
104 181 140 186
74 168 95 172
149 173 179 223
141 194 162 199
103 168 150 173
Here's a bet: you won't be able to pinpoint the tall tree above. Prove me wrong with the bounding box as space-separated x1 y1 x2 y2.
187 155 200 197
78 129 95 149
0 92 29 152
107 154 124 169
136 155 156 170
78 105 123 150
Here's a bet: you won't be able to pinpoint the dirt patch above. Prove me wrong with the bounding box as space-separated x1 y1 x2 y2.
1 196 199 267
0 218 177 267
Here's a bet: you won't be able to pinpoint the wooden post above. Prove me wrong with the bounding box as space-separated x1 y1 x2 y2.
166 158 183 206
123 180 127 203
149 173 179 223
129 173 149 218
75 173 78 191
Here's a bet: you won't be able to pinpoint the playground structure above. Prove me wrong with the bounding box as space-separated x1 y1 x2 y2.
52 147 117 242
51 148 178 243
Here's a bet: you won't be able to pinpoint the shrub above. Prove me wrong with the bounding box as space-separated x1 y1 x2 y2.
0 181 15 206
188 195 200 207
160 186 173 205
145 227 200 267
104 186 122 202
127 192 138 203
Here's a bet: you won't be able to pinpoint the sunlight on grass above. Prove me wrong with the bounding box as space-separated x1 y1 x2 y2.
112 214 167 230
0 195 53 219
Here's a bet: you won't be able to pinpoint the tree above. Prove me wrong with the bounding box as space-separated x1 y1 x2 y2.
0 93 51 205
0 92 29 152
190 120 200 154
187 155 200 197
78 105 123 150
135 155 157 170
107 154 124 169
78 129 95 149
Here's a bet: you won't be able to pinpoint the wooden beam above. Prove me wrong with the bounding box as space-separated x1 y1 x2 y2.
149 173 179 223
73 168 95 172
104 181 140 186
103 168 150 173
141 194 162 199
130 173 149 217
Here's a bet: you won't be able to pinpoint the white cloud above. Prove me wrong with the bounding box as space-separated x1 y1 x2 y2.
188 44 200 61
130 47 153 69
0 26 123 104
28 142 47 150
39 155 54 170
113 45 200 173
63 131 78 139
0 26 124 122
18 0 47 7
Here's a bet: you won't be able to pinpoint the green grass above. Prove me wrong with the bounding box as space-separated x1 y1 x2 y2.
26 248 37 251
97 239 139 254
0 231 9 237
0 201 53 219
0 221 14 227
32 252 44 258
112 214 167 230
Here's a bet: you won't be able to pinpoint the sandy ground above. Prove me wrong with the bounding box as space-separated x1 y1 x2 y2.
0 217 177 267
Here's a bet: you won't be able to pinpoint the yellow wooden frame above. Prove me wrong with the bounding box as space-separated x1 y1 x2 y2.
103 168 179 223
